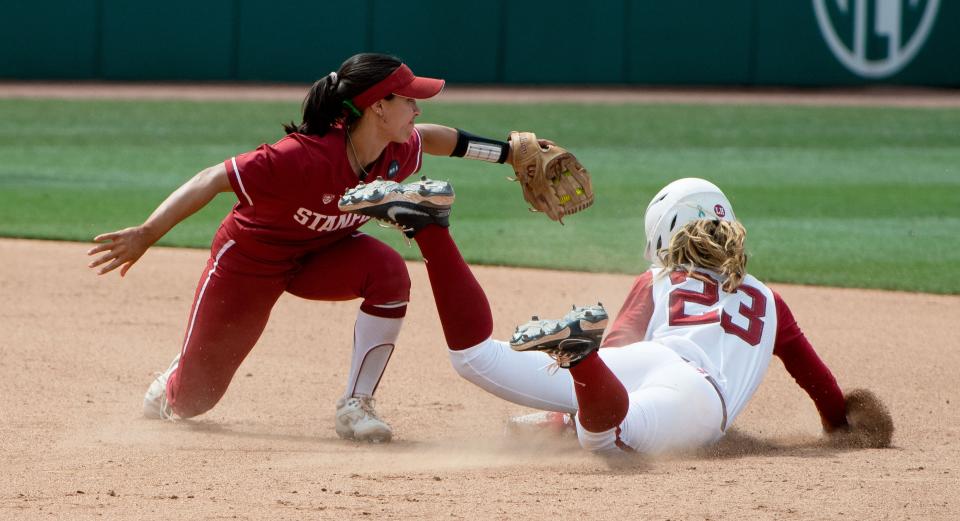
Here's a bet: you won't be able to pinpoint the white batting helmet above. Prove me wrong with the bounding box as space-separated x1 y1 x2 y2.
643 178 736 265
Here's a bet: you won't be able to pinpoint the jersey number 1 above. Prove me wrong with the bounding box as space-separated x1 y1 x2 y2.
668 271 766 346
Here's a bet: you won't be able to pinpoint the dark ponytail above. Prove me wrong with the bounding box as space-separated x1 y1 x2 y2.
283 53 403 136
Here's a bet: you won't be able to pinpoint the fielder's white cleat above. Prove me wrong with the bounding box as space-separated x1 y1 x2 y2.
335 395 393 443
143 354 179 420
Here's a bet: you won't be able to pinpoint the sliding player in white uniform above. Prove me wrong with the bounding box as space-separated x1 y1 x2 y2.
340 177 891 454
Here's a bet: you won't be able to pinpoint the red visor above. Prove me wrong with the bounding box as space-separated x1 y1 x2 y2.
352 64 445 108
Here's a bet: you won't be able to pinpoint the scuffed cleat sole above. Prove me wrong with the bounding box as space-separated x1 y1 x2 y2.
404 178 455 201
338 178 455 238
563 303 608 338
509 319 569 352
509 324 604 352
510 304 608 352
338 179 400 208
339 178 454 211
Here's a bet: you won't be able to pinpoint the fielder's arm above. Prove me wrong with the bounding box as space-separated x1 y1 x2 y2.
87 163 232 277
416 123 550 164
416 124 459 156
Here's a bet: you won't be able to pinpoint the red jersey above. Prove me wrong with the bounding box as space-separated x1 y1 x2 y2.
221 128 424 260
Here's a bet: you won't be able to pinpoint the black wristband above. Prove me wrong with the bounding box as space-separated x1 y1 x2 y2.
450 129 509 164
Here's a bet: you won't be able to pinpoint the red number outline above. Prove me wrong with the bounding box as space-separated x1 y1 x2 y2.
669 271 719 325
667 271 766 346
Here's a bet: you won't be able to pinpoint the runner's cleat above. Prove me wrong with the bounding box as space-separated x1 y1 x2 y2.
339 177 454 238
505 411 577 438
509 303 608 369
510 317 569 351
560 303 608 340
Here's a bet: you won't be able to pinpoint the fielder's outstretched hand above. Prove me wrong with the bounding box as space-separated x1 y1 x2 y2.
87 226 156 277
85 164 230 277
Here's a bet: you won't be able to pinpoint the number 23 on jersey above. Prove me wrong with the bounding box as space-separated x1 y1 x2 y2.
667 271 766 346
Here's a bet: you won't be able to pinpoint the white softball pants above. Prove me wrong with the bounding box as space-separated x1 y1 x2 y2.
449 339 726 455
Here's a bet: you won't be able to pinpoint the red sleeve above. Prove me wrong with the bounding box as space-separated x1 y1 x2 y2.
224 143 280 208
772 291 848 431
223 136 316 209
602 271 655 348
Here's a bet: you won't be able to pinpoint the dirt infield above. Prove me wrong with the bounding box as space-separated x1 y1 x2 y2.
1 237 958 520
2 84 958 519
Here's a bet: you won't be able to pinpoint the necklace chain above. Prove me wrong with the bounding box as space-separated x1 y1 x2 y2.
346 130 370 180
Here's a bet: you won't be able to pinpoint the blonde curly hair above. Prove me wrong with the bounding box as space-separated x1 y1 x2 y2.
663 219 748 292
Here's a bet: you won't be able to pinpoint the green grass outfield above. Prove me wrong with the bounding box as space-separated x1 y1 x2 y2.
1 98 958 294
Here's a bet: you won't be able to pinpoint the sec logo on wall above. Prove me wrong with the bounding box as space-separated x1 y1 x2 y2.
813 0 940 79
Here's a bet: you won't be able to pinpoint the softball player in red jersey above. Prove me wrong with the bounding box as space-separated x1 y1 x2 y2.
355 177 855 454
87 53 530 443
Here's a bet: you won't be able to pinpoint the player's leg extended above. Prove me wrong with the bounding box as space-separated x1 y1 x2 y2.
286 232 410 442
567 352 630 435
161 235 287 419
414 224 578 412
339 178 577 411
413 225 491 349
576 343 726 454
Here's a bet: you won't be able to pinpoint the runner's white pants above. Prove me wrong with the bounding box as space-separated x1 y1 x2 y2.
449 339 726 454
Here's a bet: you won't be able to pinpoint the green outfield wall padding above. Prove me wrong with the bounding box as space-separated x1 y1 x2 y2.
502 0 627 83
236 1 369 82
1 0 956 86
901 2 960 84
753 2 850 85
100 0 236 80
626 0 754 84
0 0 99 79
369 0 502 83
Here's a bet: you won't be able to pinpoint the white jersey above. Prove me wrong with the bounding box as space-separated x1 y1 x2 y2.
645 267 777 424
